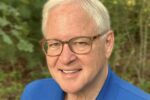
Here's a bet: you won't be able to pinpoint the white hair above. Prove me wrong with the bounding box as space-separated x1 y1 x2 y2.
42 0 111 35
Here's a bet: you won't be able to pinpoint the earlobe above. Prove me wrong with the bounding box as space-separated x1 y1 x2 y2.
105 31 114 59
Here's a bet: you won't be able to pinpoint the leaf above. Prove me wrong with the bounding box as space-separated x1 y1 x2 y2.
0 29 13 45
13 25 23 30
0 17 10 27
0 2 7 11
18 6 31 19
17 39 33 52
11 30 21 40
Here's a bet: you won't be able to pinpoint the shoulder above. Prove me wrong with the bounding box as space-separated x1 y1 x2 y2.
111 72 150 100
21 78 63 100
23 78 60 93
24 78 59 89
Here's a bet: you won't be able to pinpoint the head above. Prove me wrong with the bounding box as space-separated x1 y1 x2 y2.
42 0 114 94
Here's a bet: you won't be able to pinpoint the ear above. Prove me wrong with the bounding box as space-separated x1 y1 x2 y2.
104 31 114 59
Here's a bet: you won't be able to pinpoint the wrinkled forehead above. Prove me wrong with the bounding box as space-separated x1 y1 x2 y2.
44 3 97 39
47 2 96 25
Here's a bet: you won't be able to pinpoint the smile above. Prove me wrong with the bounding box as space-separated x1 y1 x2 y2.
62 69 81 74
59 69 82 79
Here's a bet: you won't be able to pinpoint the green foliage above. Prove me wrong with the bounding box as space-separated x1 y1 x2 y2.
0 2 32 55
0 0 47 64
103 0 150 93
0 71 23 100
0 0 150 99
0 0 47 99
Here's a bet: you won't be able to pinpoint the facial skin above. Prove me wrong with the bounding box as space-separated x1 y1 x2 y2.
44 3 114 100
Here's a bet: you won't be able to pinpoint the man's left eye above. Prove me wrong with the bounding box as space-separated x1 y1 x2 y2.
74 42 89 46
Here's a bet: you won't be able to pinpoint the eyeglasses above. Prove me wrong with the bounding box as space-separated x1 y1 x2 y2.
41 33 105 57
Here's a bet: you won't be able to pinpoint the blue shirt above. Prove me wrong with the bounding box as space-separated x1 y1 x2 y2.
21 68 150 100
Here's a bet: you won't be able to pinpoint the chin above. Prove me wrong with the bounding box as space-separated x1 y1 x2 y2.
63 88 80 94
61 83 82 94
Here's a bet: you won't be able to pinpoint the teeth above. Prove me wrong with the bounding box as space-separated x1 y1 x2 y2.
62 70 79 74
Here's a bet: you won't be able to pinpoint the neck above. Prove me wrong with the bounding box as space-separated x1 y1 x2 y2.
65 66 108 100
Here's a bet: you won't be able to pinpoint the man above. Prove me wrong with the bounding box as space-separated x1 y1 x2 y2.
21 0 150 100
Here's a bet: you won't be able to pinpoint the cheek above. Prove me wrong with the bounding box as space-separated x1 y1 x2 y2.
78 42 105 67
83 44 106 72
78 51 102 74
46 56 58 69
46 56 60 79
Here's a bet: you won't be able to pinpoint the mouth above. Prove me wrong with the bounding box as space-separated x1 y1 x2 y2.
61 69 81 74
59 69 82 78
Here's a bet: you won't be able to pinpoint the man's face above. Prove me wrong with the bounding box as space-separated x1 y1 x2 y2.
44 4 110 93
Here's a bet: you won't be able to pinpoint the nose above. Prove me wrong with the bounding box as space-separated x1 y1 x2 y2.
59 44 77 65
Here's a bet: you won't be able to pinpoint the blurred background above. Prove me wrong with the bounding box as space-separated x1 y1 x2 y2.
0 0 150 99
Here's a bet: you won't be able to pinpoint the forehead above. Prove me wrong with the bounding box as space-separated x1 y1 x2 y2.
45 3 97 39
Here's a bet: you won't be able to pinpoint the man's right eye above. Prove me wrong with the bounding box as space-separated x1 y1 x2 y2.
48 43 61 48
